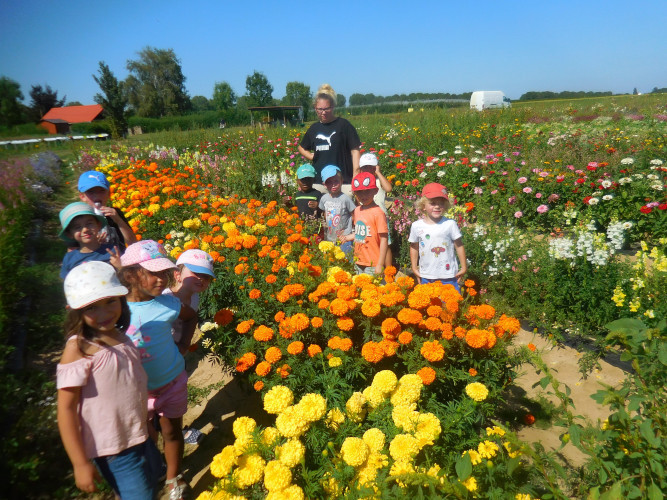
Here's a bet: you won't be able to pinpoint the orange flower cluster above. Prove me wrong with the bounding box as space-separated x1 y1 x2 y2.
417 366 436 385
236 352 256 372
253 325 274 342
465 329 497 349
328 336 353 351
265 346 282 364
421 340 445 362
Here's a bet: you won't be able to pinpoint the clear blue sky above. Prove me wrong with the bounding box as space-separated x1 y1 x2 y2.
1 0 665 104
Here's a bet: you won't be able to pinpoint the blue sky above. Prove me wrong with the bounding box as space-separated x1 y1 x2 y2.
1 0 665 104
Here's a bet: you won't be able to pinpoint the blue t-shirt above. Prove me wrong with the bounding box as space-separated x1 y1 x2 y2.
60 244 115 279
126 295 184 390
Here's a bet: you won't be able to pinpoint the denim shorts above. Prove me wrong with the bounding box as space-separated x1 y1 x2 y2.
420 277 461 293
147 369 188 419
94 439 162 500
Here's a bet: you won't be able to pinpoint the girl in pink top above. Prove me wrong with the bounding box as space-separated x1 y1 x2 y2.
57 261 160 499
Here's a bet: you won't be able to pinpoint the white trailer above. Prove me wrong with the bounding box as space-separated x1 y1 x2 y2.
470 91 511 110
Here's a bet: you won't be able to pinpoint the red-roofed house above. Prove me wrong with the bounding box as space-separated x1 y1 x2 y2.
40 104 105 134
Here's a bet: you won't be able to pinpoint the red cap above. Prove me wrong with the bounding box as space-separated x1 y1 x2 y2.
352 172 377 191
421 182 449 199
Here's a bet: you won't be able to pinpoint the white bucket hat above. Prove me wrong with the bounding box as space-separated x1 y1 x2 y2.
64 261 128 309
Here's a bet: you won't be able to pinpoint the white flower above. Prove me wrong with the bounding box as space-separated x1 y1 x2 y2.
588 198 599 205
601 180 612 188
602 195 614 201
419 172 427 178
200 322 218 332
437 170 446 177
439 150 448 156
649 159 663 166
651 184 663 191
647 174 659 181
620 158 634 165
618 177 632 185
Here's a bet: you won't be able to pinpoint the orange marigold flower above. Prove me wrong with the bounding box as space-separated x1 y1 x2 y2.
468 368 478 377
249 289 261 299
379 339 399 356
421 341 445 362
328 336 342 350
408 291 431 310
329 298 349 317
236 352 256 372
265 346 282 364
276 291 290 303
381 318 401 339
455 326 467 339
527 343 536 352
465 329 488 349
318 298 330 310
336 286 356 300
254 381 264 391
337 316 354 332
397 308 423 325
422 316 442 331
265 274 277 284
426 305 443 317
311 316 323 328
339 337 353 351
466 287 478 297
277 363 291 379
307 344 322 357
253 325 274 342
234 263 249 275
486 332 497 349
255 361 271 377
275 311 286 322
464 279 476 288
440 323 454 340
213 308 234 326
398 331 413 345
361 299 381 317
396 276 415 288
287 341 304 355
334 270 351 284
417 366 436 385
361 341 384 363
236 320 255 334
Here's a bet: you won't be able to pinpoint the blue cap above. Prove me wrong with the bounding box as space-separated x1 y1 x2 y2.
78 170 110 192
321 165 341 183
296 164 316 179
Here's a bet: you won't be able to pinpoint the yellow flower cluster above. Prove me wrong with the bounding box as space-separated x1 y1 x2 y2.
182 217 202 229
264 386 294 414
465 382 489 402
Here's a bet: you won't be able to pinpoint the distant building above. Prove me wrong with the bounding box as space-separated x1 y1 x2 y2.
39 104 105 134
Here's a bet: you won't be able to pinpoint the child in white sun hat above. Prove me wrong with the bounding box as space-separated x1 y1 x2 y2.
57 261 161 498
119 240 197 499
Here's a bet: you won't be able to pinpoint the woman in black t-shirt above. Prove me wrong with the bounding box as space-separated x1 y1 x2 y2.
298 84 361 193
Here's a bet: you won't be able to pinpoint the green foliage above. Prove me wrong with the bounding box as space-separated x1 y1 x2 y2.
0 76 26 126
93 61 129 139
245 71 274 107
191 95 213 112
283 81 311 121
212 81 237 111
519 90 614 101
28 84 65 122
125 46 191 117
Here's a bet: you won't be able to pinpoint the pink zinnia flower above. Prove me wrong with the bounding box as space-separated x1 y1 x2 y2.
523 187 533 194
535 192 542 199
508 196 516 205
518 177 528 184
514 211 523 218
537 204 549 214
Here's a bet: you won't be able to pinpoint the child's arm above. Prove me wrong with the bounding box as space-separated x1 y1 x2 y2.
375 165 393 193
57 343 100 493
454 239 467 279
375 234 388 275
176 303 198 354
100 206 137 245
106 246 121 270
410 242 421 281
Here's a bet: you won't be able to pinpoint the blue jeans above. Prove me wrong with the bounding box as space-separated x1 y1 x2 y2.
94 439 162 500
420 277 461 293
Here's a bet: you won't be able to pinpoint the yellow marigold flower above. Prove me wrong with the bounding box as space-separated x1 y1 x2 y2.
296 393 327 422
478 440 499 459
372 370 398 395
275 406 309 438
414 412 441 446
461 476 477 492
345 392 367 423
389 458 415 479
463 448 482 465
362 428 386 454
266 484 305 500
465 382 489 402
261 427 280 446
486 425 506 437
210 445 238 478
276 438 305 468
389 433 420 461
318 241 335 253
328 356 342 367
264 460 292 492
232 453 265 489
264 386 294 414
515 494 533 500
362 385 386 409
325 408 345 431
390 374 423 407
233 433 253 455
341 437 370 467
392 404 419 431
232 416 257 438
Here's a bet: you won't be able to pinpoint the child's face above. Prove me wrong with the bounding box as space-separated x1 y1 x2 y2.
79 186 110 207
297 177 314 192
81 296 122 334
424 197 448 221
67 215 101 246
175 266 212 294
137 268 171 298
355 188 377 206
324 174 342 195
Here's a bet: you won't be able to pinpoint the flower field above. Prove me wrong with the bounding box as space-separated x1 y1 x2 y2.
68 96 665 498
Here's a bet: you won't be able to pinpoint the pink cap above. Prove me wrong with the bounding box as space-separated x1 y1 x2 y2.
176 249 215 278
120 240 176 272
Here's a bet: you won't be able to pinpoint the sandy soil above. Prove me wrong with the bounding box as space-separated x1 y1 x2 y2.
158 329 630 498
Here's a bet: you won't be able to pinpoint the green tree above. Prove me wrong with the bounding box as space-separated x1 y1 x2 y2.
212 81 236 111
125 47 190 117
245 71 273 107
337 93 346 108
29 84 65 121
191 95 212 112
0 76 25 126
93 62 129 139
65 101 83 106
283 81 311 120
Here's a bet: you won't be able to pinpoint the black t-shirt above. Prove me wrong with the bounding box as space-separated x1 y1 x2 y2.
299 117 361 183
294 188 323 220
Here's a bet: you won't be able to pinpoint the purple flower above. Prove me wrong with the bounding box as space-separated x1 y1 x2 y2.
514 211 523 218
537 204 549 214
518 177 528 184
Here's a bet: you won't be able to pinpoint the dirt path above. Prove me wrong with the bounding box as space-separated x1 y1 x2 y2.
161 329 630 498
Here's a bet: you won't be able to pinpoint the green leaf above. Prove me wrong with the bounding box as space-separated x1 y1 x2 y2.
587 487 600 500
606 318 646 333
628 396 642 412
455 453 472 480
640 420 660 447
506 456 520 475
658 344 667 366
599 481 622 500
539 375 550 389
647 483 664 500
